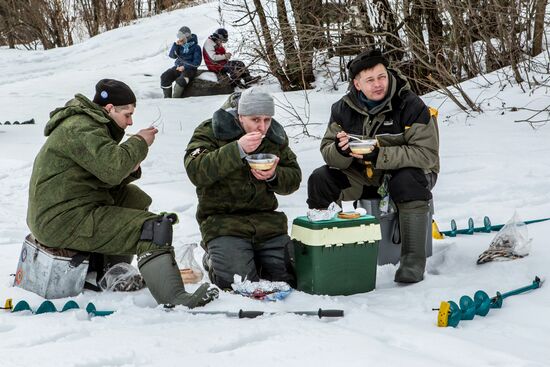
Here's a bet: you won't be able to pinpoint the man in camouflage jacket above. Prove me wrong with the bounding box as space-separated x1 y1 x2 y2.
307 49 440 283
185 88 301 289
27 79 217 307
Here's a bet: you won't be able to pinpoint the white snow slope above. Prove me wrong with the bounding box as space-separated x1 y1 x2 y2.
1 3 549 367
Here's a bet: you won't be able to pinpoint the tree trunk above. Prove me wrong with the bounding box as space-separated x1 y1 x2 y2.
372 0 403 61
286 0 316 88
531 0 547 56
250 0 292 90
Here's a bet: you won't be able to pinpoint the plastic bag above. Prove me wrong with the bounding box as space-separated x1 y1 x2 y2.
98 263 145 292
231 275 292 301
306 202 341 221
178 243 204 284
477 211 532 264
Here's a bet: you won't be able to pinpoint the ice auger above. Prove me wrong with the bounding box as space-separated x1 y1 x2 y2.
2 299 114 317
433 216 550 238
436 276 542 327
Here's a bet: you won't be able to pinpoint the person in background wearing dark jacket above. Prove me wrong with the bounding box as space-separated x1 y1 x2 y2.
203 28 260 89
307 49 440 284
160 26 202 98
184 88 301 290
27 79 218 307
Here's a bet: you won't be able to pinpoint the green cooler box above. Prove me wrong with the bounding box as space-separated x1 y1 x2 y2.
291 215 381 296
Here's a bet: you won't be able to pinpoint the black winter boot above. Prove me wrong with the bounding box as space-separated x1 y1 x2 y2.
162 87 172 98
394 200 430 283
138 251 218 308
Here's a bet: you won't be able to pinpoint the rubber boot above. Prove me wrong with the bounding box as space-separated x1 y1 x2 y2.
138 251 218 308
394 200 429 283
162 87 172 98
172 83 185 98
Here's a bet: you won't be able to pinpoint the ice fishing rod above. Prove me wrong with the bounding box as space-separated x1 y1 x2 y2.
435 276 542 327
176 308 344 319
3 298 344 320
432 216 550 239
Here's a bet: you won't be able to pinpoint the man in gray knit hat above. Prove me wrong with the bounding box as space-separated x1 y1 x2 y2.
184 88 302 290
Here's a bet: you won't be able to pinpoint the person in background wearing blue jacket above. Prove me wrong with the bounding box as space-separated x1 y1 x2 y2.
160 26 202 98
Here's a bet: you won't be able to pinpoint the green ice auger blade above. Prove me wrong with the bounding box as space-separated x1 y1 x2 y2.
61 300 80 312
459 295 476 320
473 216 492 233
448 301 461 327
473 290 491 316
11 300 32 313
35 300 57 314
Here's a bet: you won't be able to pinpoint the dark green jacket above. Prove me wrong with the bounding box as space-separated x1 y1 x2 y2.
27 94 148 246
184 94 301 245
321 69 439 177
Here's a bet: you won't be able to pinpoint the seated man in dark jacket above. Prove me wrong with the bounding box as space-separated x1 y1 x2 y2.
184 88 301 289
160 26 202 98
307 49 440 283
27 79 218 307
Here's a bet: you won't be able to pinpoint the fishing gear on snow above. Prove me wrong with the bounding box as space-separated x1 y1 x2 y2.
436 276 542 327
432 216 550 238
178 308 344 319
3 298 114 317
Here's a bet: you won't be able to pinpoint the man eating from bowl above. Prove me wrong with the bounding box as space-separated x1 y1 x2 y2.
184 87 302 290
306 49 440 284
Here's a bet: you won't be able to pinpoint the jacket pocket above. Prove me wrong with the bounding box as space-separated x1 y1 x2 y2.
74 212 94 238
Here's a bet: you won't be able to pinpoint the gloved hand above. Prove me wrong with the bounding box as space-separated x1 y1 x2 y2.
160 212 179 224
363 146 379 165
334 135 351 157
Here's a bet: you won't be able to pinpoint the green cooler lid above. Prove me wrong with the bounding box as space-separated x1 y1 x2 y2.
293 214 378 229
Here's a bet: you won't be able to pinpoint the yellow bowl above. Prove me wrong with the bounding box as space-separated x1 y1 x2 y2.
246 153 277 171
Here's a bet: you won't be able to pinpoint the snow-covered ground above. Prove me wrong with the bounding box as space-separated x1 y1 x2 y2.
1 3 550 366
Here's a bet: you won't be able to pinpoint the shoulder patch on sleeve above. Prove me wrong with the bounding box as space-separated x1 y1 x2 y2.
190 147 205 158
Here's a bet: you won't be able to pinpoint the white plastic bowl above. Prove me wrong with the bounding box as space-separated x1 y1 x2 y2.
246 153 277 170
349 139 377 154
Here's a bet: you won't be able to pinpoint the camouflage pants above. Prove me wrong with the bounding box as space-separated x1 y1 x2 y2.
53 184 160 256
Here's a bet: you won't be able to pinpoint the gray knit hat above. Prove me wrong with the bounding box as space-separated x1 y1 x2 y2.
177 26 192 40
237 88 275 116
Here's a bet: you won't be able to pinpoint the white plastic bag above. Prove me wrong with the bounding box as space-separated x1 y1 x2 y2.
477 211 532 264
98 263 145 292
178 243 204 284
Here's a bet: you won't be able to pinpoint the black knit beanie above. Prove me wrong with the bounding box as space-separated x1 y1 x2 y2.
347 49 389 79
93 79 136 107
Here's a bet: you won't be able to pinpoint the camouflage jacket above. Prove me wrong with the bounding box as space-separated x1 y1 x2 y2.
184 94 301 245
321 69 439 179
27 94 148 246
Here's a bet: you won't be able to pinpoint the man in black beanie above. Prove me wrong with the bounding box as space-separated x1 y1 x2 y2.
306 49 440 284
27 79 219 307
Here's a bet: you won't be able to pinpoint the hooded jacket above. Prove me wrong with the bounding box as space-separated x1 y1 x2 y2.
203 36 228 72
321 69 439 177
169 33 202 70
27 94 148 246
184 93 301 245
